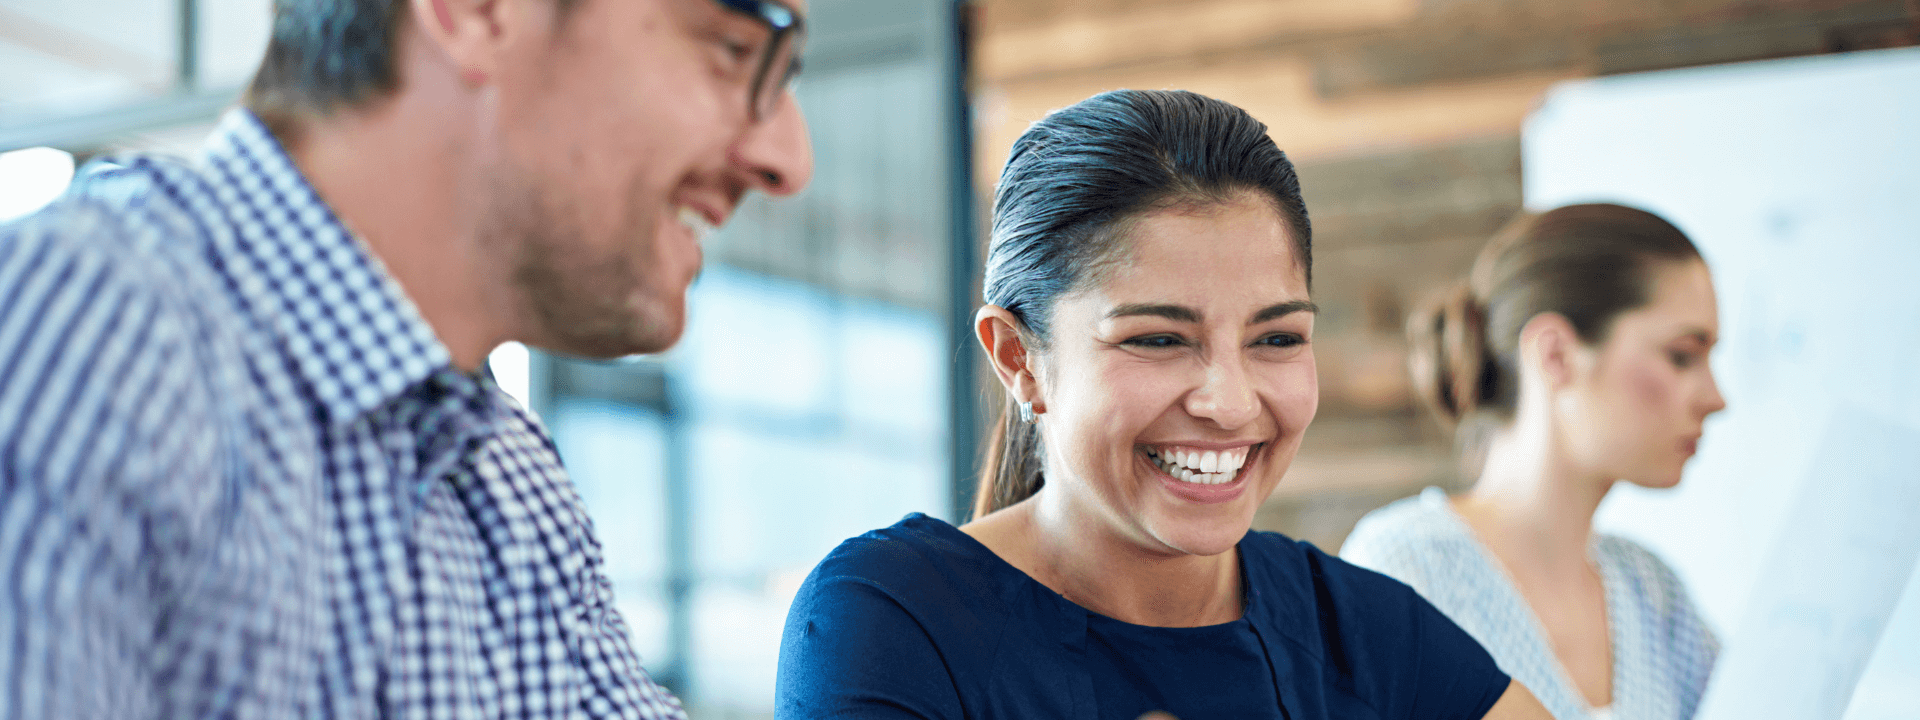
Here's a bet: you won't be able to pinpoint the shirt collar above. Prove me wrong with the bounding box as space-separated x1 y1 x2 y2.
197 109 454 424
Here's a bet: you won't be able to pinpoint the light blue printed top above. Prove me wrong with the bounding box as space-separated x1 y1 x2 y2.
1341 488 1718 720
0 110 683 719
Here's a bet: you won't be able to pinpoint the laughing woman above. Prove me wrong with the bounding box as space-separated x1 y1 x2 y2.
774 90 1550 720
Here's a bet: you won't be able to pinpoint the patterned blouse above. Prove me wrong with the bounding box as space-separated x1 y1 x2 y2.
1341 488 1718 720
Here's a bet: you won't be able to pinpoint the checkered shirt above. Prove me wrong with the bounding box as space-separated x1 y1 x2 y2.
0 109 686 719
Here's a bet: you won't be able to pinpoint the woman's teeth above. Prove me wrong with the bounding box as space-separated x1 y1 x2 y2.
677 206 717 245
1147 446 1251 485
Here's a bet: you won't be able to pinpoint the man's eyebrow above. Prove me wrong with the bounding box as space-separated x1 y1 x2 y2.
1106 303 1200 323
1250 300 1317 325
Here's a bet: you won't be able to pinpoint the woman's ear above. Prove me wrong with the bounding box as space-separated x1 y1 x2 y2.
975 306 1044 411
1518 312 1582 391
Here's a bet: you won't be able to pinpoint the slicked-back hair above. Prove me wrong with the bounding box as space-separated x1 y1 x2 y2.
972 89 1312 520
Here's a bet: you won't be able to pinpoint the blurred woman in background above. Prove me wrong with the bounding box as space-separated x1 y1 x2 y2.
1342 204 1725 720
776 89 1549 720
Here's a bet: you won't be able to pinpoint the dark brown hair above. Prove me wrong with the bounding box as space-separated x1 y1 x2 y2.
971 89 1312 520
1409 203 1702 430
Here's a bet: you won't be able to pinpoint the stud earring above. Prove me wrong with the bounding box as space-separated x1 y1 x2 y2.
1018 401 1036 423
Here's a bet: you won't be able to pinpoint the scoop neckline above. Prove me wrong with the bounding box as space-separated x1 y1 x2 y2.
905 512 1260 631
1415 488 1623 714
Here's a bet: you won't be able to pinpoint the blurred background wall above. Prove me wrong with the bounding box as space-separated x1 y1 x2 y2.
2 0 1917 718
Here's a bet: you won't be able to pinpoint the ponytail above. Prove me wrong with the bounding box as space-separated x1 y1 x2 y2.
1408 283 1500 427
971 395 1045 520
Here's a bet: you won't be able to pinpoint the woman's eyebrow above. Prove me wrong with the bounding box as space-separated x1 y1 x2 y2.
1105 301 1318 325
1106 303 1200 323
1249 300 1317 325
1674 327 1716 345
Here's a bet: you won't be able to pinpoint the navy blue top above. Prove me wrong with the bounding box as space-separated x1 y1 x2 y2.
777 514 1511 720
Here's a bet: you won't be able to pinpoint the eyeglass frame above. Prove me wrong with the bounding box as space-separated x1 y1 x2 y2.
711 0 806 121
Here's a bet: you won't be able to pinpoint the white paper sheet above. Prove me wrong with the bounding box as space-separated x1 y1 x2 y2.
1693 406 1920 720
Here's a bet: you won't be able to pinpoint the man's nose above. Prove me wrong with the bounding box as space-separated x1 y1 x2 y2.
733 91 814 196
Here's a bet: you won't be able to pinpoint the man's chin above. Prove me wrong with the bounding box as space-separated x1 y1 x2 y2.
530 306 686 359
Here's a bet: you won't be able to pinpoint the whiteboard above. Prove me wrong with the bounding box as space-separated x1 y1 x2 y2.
1524 47 1920 720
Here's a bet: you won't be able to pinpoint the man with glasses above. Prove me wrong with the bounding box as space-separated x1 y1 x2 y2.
0 0 809 716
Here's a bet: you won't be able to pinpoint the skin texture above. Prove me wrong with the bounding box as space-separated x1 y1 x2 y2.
285 0 813 369
965 192 1319 629
1454 259 1726 709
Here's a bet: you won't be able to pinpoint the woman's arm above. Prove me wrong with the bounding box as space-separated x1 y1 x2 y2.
1482 681 1552 720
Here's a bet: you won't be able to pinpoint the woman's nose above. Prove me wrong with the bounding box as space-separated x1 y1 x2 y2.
1185 356 1260 429
1700 366 1728 416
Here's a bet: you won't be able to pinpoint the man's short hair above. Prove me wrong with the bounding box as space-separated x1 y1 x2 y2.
245 0 581 121
245 0 411 118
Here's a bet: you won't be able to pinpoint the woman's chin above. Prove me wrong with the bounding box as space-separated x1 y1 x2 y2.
1145 513 1255 558
1620 467 1685 491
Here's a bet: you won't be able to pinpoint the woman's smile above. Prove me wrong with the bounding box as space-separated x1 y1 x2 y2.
1140 442 1266 503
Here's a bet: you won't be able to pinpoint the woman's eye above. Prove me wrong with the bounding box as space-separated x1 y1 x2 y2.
1669 350 1696 368
1121 334 1185 349
1256 333 1305 349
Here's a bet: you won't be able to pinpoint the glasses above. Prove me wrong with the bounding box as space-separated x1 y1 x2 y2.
712 0 806 121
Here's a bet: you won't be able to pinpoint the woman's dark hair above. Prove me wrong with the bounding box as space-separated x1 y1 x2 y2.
971 89 1312 520
1409 203 1703 433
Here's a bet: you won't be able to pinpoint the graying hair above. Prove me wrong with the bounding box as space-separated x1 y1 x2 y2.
245 0 410 117
245 0 581 119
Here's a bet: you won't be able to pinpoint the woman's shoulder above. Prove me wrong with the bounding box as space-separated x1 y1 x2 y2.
804 513 1002 597
1339 487 1479 572
1592 533 1701 617
1592 534 1680 580
781 514 1027 717
1238 529 1514 715
1591 532 1720 691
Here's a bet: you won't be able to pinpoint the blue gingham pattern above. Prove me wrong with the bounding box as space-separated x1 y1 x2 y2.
1341 487 1719 720
0 109 685 719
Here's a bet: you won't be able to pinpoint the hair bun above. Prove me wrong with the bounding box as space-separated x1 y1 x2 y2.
1408 283 1491 425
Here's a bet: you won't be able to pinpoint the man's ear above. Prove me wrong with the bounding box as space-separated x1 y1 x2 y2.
975 305 1045 413
1518 312 1582 390
409 0 517 86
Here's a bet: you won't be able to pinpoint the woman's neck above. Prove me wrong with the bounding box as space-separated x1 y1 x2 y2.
1457 419 1613 576
966 490 1243 627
